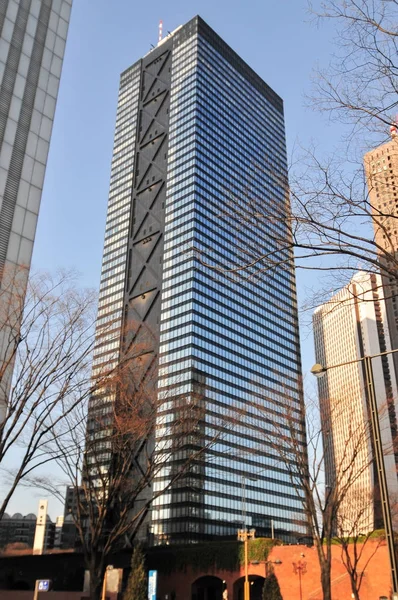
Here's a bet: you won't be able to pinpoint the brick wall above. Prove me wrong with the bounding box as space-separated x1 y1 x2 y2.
0 540 391 600
157 540 391 600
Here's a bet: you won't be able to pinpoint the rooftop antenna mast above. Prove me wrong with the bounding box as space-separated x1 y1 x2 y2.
158 20 163 45
390 113 398 139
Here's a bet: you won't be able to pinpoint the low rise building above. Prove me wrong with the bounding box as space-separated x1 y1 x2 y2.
0 511 55 550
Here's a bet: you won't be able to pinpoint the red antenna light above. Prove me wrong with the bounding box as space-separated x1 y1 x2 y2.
158 20 163 44
391 114 398 139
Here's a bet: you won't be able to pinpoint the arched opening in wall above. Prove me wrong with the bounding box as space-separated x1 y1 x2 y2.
191 575 224 600
233 575 265 600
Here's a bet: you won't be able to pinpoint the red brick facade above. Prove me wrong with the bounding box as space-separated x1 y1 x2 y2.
0 540 392 599
157 541 391 600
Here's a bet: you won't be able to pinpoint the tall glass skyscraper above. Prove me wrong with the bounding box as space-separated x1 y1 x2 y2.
0 0 72 271
92 16 308 544
0 0 73 419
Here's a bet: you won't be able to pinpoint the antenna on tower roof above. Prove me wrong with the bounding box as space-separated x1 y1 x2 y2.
158 20 163 45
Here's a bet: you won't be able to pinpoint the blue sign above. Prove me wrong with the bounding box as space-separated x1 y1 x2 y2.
148 570 157 600
38 580 51 592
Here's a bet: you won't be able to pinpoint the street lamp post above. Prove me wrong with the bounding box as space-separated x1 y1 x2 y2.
265 559 282 577
292 560 307 600
312 349 398 599
238 476 257 600
237 527 256 600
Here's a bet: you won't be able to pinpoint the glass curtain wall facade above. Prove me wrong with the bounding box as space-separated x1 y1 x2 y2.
151 17 307 544
0 0 72 273
88 62 141 465
91 16 308 544
0 0 73 419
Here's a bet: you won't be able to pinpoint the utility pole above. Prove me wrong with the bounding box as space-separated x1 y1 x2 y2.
293 561 307 600
238 474 257 600
363 356 398 597
33 581 39 600
238 528 256 600
312 352 398 599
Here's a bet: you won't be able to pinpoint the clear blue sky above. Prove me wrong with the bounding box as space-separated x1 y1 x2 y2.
8 0 343 518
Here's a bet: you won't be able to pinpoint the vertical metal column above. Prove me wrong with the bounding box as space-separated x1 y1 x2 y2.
244 534 249 600
363 355 398 595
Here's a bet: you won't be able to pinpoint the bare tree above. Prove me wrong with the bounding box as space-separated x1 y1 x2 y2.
334 496 385 600
0 267 97 518
204 140 398 318
197 0 397 311
309 0 398 140
27 352 223 600
191 4 398 599
240 387 380 600
189 5 398 600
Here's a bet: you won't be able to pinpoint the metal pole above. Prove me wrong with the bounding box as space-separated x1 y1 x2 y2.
244 533 249 600
101 568 107 600
363 356 398 595
298 568 302 600
242 476 246 529
313 346 398 374
271 519 274 540
33 581 39 600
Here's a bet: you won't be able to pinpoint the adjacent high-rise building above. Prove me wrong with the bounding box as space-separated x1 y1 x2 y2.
364 132 398 380
313 271 398 534
0 0 73 416
91 16 308 544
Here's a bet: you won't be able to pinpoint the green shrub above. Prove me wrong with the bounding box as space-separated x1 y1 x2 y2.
262 571 283 600
151 537 279 574
123 545 147 600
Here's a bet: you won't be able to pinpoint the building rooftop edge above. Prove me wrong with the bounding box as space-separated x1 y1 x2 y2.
312 270 379 316
194 15 283 111
364 136 398 159
120 15 283 113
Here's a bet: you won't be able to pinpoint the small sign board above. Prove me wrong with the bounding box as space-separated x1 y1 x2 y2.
148 570 157 600
38 580 51 592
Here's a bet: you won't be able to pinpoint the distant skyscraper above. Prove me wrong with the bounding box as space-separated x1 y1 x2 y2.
364 132 398 380
0 0 72 416
313 271 398 533
90 15 308 544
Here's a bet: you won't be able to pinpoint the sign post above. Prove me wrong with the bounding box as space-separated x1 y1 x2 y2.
101 565 114 600
33 580 51 600
148 570 158 600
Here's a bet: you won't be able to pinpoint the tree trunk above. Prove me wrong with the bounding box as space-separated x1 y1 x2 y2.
349 578 360 600
320 564 332 600
90 576 102 600
314 539 332 600
89 556 104 600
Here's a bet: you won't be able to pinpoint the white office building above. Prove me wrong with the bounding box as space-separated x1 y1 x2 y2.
313 271 398 534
